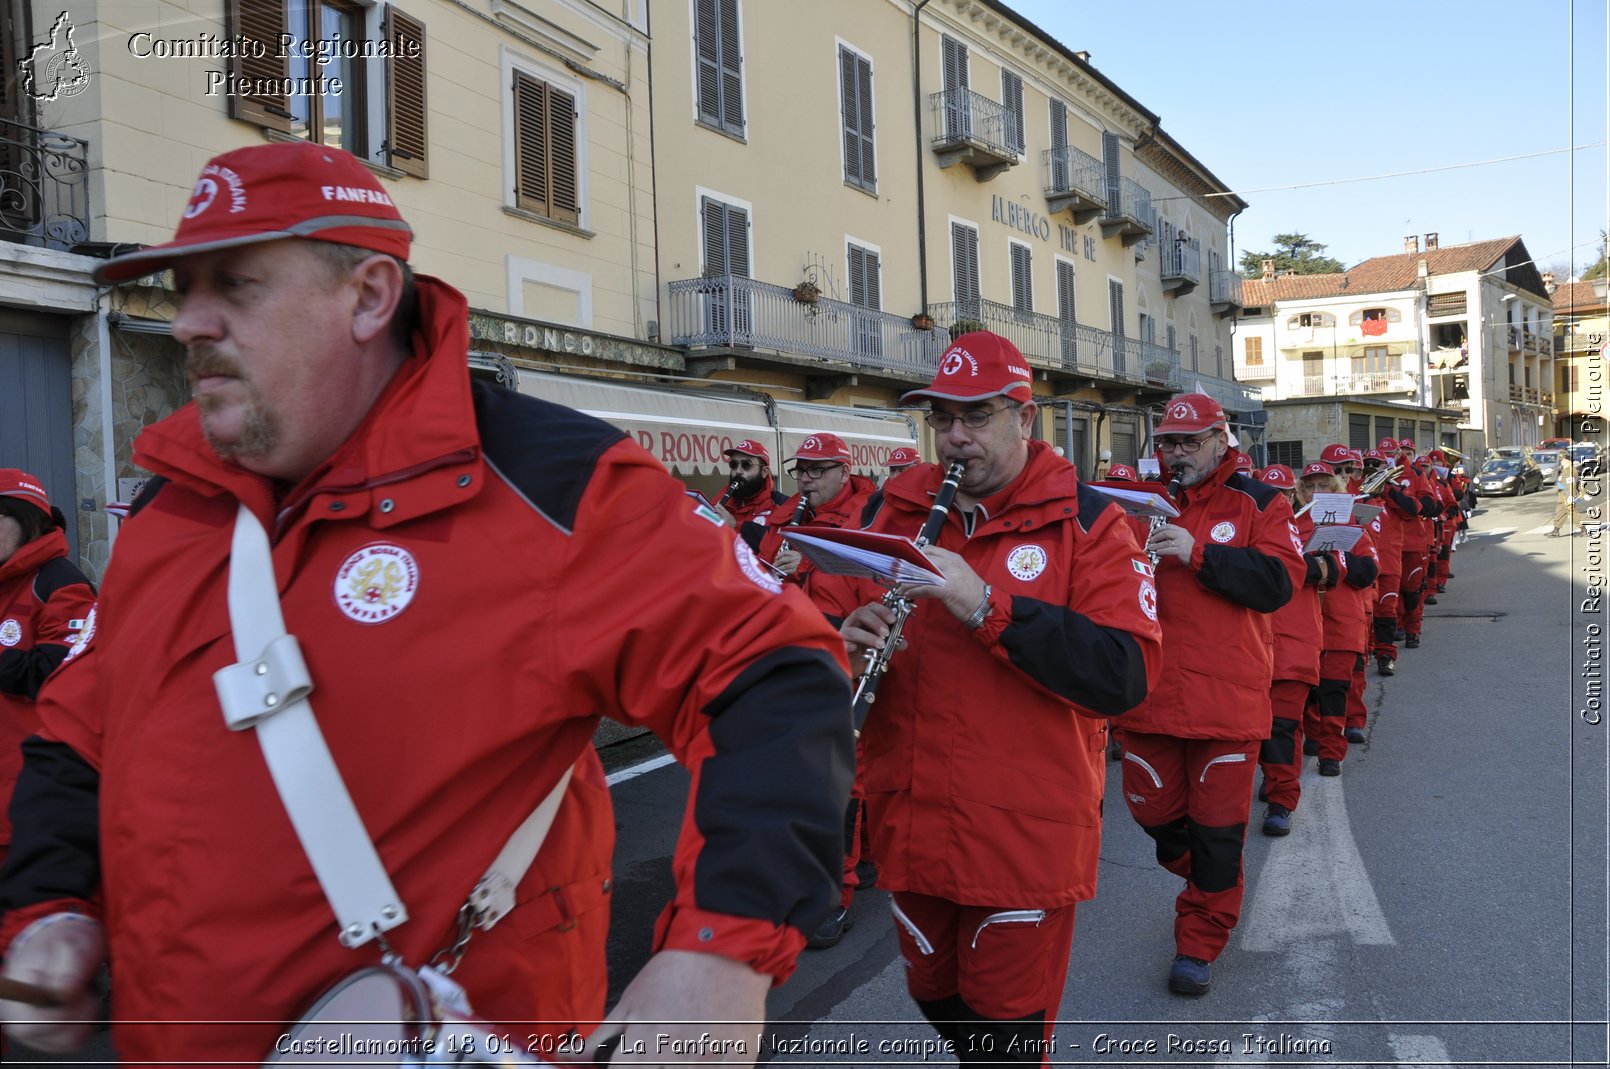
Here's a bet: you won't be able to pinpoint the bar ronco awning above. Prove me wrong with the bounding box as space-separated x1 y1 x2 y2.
514 370 773 477
774 401 919 476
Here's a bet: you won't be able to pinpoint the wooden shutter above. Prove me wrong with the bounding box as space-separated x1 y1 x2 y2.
848 244 880 309
513 72 577 224
839 48 875 190
724 203 750 278
941 35 968 139
1049 99 1067 190
385 5 427 178
1102 129 1120 207
952 222 979 317
717 0 743 134
1108 279 1125 339
694 0 721 125
701 197 728 276
1056 260 1076 363
1001 69 1023 154
227 0 291 131
1010 243 1032 313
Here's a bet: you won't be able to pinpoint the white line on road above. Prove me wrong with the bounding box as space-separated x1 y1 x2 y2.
605 752 676 786
1242 764 1396 950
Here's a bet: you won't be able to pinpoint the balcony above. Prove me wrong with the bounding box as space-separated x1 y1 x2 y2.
1333 371 1419 397
929 88 1020 181
1099 176 1154 247
1209 270 1244 317
666 275 948 379
0 118 89 251
1159 239 1202 295
1190 372 1263 414
1234 359 1275 381
1555 332 1603 355
1042 144 1106 223
1523 327 1540 353
1539 335 1553 356
926 296 1177 389
1506 325 1522 351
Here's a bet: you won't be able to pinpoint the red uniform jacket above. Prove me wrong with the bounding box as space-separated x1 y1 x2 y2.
1320 524 1379 654
1269 514 1322 685
0 530 94 846
0 278 853 1063
1121 456 1305 741
726 476 786 527
757 473 877 585
812 444 1162 907
1392 465 1437 552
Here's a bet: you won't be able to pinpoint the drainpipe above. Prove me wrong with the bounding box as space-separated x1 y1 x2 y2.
1093 408 1106 476
912 0 933 311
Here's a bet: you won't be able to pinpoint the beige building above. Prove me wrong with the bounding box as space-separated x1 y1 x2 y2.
650 0 1255 479
1235 235 1553 465
1551 277 1608 442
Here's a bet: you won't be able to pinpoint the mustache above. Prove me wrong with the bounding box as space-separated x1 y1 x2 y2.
185 344 244 382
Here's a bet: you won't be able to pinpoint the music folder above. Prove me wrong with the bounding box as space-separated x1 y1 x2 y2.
1087 484 1180 519
786 527 946 586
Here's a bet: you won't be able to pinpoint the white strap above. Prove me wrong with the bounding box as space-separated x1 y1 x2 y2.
467 764 574 930
214 504 408 949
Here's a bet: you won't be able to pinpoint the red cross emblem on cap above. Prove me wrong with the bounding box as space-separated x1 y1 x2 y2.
1169 401 1193 420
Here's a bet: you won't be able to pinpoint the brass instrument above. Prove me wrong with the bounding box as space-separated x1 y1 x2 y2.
850 461 967 731
1357 463 1405 498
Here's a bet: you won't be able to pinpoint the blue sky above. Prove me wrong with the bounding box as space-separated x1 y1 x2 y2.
1010 0 1608 278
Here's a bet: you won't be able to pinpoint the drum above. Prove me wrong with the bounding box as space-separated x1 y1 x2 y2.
266 963 431 1065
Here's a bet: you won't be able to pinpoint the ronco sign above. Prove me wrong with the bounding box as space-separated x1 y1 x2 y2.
631 429 908 476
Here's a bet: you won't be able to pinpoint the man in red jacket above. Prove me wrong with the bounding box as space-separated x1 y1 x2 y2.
752 433 876 586
0 143 854 1065
719 439 787 528
818 332 1162 1063
1121 393 1304 997
1365 443 1411 675
1392 439 1438 649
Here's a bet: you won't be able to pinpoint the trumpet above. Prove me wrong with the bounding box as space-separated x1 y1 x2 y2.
850 461 967 732
1357 463 1405 498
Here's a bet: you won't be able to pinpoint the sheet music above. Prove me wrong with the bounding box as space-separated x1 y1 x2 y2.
1087 484 1180 519
1304 525 1365 553
1304 492 1356 526
786 529 946 586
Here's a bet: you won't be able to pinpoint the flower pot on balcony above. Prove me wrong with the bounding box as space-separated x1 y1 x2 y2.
910 313 934 331
949 319 986 340
792 281 822 305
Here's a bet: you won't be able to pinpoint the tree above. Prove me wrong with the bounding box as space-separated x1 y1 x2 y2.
1239 233 1346 280
1583 230 1608 281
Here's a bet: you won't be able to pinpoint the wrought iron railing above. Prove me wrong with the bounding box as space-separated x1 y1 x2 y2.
0 118 89 251
1042 144 1105 205
929 88 1019 160
1160 238 1202 286
1139 338 1181 387
1104 175 1154 232
1190 372 1263 412
1210 269 1244 308
1332 371 1415 395
1233 359 1275 381
666 275 948 377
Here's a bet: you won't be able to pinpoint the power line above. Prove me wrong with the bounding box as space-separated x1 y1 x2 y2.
1153 141 1609 203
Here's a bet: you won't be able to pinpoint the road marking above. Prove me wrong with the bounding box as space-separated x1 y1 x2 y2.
1243 764 1395 949
605 752 676 786
1389 1033 1452 1063
1465 527 1514 538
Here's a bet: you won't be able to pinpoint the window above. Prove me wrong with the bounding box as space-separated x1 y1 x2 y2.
1109 279 1126 374
1267 441 1304 469
1056 259 1077 363
513 71 579 225
700 194 750 335
1188 333 1199 370
1562 364 1578 392
838 45 875 192
1001 68 1024 154
1352 347 1398 376
1048 99 1068 190
1245 336 1264 365
694 0 744 137
847 241 881 357
1102 130 1120 209
951 222 980 319
1288 311 1335 329
1428 292 1467 316
1009 242 1032 314
940 35 969 139
225 0 427 177
1348 414 1372 452
1353 306 1399 337
1215 344 1223 377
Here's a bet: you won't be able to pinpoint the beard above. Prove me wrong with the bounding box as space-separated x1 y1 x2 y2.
735 471 767 499
187 344 277 462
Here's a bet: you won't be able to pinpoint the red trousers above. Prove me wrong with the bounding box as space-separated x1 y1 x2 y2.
1347 654 1368 731
1399 547 1429 635
1372 560 1402 660
892 890 1076 1065
1118 731 1259 962
1303 650 1356 762
1259 679 1311 810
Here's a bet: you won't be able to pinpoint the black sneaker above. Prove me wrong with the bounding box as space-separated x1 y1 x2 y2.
1257 780 1268 803
1168 954 1212 996
1405 634 1421 649
854 860 878 890
1318 758 1342 777
1262 804 1292 837
1302 738 1319 757
1395 628 1407 642
1424 595 1438 605
1345 727 1366 745
1376 657 1395 676
806 907 853 949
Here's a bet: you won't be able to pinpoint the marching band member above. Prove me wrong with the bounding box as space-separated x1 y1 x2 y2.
752 433 875 585
718 439 787 531
1120 392 1303 997
817 332 1161 1063
1365 444 1411 675
1393 440 1439 649
885 446 920 480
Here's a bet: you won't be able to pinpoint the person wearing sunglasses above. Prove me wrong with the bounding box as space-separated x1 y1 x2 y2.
815 332 1162 1059
1116 392 1305 998
718 439 787 530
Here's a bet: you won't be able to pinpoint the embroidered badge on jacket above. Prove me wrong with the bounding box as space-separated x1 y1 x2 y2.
1005 544 1047 581
0 618 21 646
1210 521 1237 543
734 536 782 594
334 543 420 623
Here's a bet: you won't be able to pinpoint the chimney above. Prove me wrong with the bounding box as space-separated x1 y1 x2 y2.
1425 232 1439 250
1074 50 1090 62
1404 235 1419 254
1261 259 1275 281
1542 271 1557 295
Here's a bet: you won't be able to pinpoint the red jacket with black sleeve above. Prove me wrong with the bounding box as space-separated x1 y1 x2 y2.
811 443 1162 907
727 476 786 528
0 530 94 847
1320 524 1379 653
1269 514 1322 685
1120 456 1306 741
0 278 853 1064
1389 465 1437 552
754 473 877 586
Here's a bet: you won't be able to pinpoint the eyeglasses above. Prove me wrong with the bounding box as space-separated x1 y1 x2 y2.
726 459 760 472
1335 465 1359 475
790 463 844 480
1156 431 1219 454
924 403 1018 432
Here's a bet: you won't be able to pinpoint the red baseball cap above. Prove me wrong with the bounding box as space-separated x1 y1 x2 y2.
723 439 772 465
1398 438 1416 452
1376 437 1398 453
1259 464 1296 490
1232 451 1254 472
1105 463 1139 483
789 433 852 465
0 468 51 515
901 332 1033 404
1301 461 1335 480
887 447 920 469
1156 393 1229 436
94 142 413 284
1364 449 1387 462
1319 443 1353 466
1427 449 1447 464
1349 449 1365 465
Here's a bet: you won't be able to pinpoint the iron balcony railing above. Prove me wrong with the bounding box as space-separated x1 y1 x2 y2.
1332 371 1416 395
1233 359 1275 381
1160 238 1202 288
1523 327 1540 353
666 275 948 377
0 118 89 251
1209 269 1244 309
1139 338 1182 387
926 296 1182 388
1042 144 1106 209
1190 372 1263 412
1103 175 1154 233
929 87 1019 161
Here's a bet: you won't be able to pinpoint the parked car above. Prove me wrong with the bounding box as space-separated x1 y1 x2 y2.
1541 437 1573 450
1572 443 1603 478
1532 449 1564 485
1474 457 1543 496
1489 446 1528 460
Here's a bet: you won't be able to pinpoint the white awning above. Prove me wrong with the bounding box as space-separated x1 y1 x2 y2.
514 370 774 477
774 401 918 476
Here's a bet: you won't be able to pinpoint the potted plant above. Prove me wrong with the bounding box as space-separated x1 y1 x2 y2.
949 319 986 340
910 312 935 331
793 280 822 305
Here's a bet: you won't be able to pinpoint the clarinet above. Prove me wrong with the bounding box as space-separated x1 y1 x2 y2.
1146 474 1184 566
850 461 966 731
715 475 745 508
